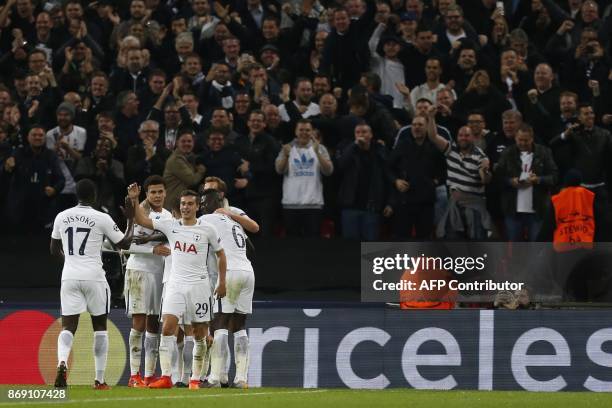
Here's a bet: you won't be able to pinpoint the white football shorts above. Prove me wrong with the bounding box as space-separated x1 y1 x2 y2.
160 283 185 325
61 280 110 316
161 280 213 324
213 269 254 314
124 269 163 317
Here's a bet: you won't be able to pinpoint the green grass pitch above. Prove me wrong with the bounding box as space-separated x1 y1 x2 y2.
2 386 612 408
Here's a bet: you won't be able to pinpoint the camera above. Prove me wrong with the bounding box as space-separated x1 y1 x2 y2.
585 45 596 55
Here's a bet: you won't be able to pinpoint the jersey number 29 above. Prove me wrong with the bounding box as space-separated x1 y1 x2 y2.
65 227 91 255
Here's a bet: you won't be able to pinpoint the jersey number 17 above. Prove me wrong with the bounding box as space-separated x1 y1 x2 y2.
65 227 91 255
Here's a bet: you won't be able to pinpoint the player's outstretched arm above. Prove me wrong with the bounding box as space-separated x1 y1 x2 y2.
50 238 64 260
214 249 227 299
127 183 154 230
215 208 260 233
115 196 135 250
134 232 167 245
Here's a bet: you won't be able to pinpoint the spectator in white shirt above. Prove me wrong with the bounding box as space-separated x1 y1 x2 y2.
275 119 333 237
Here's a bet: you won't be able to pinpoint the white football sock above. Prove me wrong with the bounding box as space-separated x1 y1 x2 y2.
175 340 184 383
128 329 143 376
233 330 249 384
144 332 159 377
200 340 212 380
57 330 74 367
209 329 228 384
190 338 207 381
171 337 180 383
182 336 194 384
159 335 175 377
93 331 109 383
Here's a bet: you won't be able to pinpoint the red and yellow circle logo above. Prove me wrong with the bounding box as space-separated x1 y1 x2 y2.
0 311 126 385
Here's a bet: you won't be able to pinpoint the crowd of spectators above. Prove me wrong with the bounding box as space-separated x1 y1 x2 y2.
1 0 612 242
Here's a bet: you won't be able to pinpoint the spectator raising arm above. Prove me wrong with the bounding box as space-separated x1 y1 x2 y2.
426 106 449 152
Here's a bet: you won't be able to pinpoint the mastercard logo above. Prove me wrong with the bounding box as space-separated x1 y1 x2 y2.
0 311 126 385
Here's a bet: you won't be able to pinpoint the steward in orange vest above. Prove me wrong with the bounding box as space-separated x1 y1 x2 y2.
552 186 595 251
539 169 598 251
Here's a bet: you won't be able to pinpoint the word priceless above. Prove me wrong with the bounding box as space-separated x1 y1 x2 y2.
372 254 487 275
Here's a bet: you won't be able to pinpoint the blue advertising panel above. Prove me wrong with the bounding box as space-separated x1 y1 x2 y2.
1 306 611 391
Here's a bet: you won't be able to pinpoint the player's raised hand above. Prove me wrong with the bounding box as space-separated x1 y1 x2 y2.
127 183 141 202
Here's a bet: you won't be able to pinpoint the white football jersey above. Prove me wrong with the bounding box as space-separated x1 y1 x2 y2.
152 218 222 283
126 207 172 274
162 243 172 284
199 213 253 272
51 205 125 281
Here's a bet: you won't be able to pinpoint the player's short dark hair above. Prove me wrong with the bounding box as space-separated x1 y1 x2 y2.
144 175 165 191
201 188 222 198
578 102 594 112
76 179 97 202
200 188 224 212
179 189 199 200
